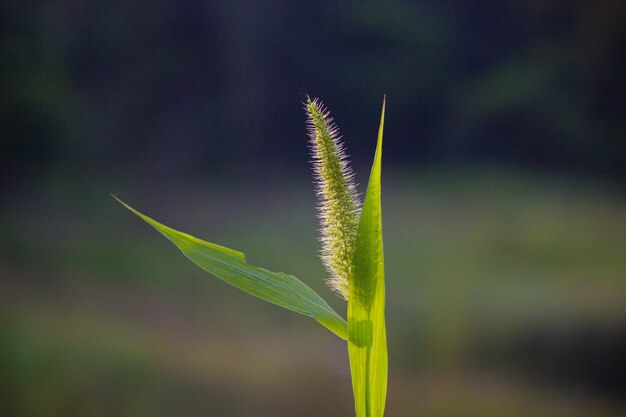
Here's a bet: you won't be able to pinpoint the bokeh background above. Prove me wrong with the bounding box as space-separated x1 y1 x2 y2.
1 1 625 416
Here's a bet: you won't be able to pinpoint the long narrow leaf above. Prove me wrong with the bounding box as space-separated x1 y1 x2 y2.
114 197 348 340
348 98 388 417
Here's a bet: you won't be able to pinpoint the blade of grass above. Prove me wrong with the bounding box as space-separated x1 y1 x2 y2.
114 196 347 340
348 97 387 417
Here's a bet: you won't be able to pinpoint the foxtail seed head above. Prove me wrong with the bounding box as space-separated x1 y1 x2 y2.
305 98 361 300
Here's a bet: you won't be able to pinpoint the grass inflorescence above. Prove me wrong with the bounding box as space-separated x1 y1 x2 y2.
305 98 361 299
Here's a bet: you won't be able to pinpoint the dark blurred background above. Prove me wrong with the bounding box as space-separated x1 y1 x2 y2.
1 1 625 416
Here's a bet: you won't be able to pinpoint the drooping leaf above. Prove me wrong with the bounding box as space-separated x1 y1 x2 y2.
114 196 348 340
347 97 388 417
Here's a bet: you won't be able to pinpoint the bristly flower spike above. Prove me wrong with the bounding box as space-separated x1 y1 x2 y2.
305 98 361 300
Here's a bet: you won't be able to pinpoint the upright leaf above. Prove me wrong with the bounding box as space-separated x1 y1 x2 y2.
114 197 348 340
348 98 387 417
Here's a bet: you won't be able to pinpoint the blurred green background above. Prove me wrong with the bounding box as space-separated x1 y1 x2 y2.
1 1 625 416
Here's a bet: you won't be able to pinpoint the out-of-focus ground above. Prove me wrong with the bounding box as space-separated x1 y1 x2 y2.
2 168 624 417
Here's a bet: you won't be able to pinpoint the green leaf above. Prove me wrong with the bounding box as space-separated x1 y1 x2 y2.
348 97 387 417
113 196 348 340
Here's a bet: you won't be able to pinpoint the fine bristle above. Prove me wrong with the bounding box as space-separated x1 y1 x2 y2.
305 98 361 300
